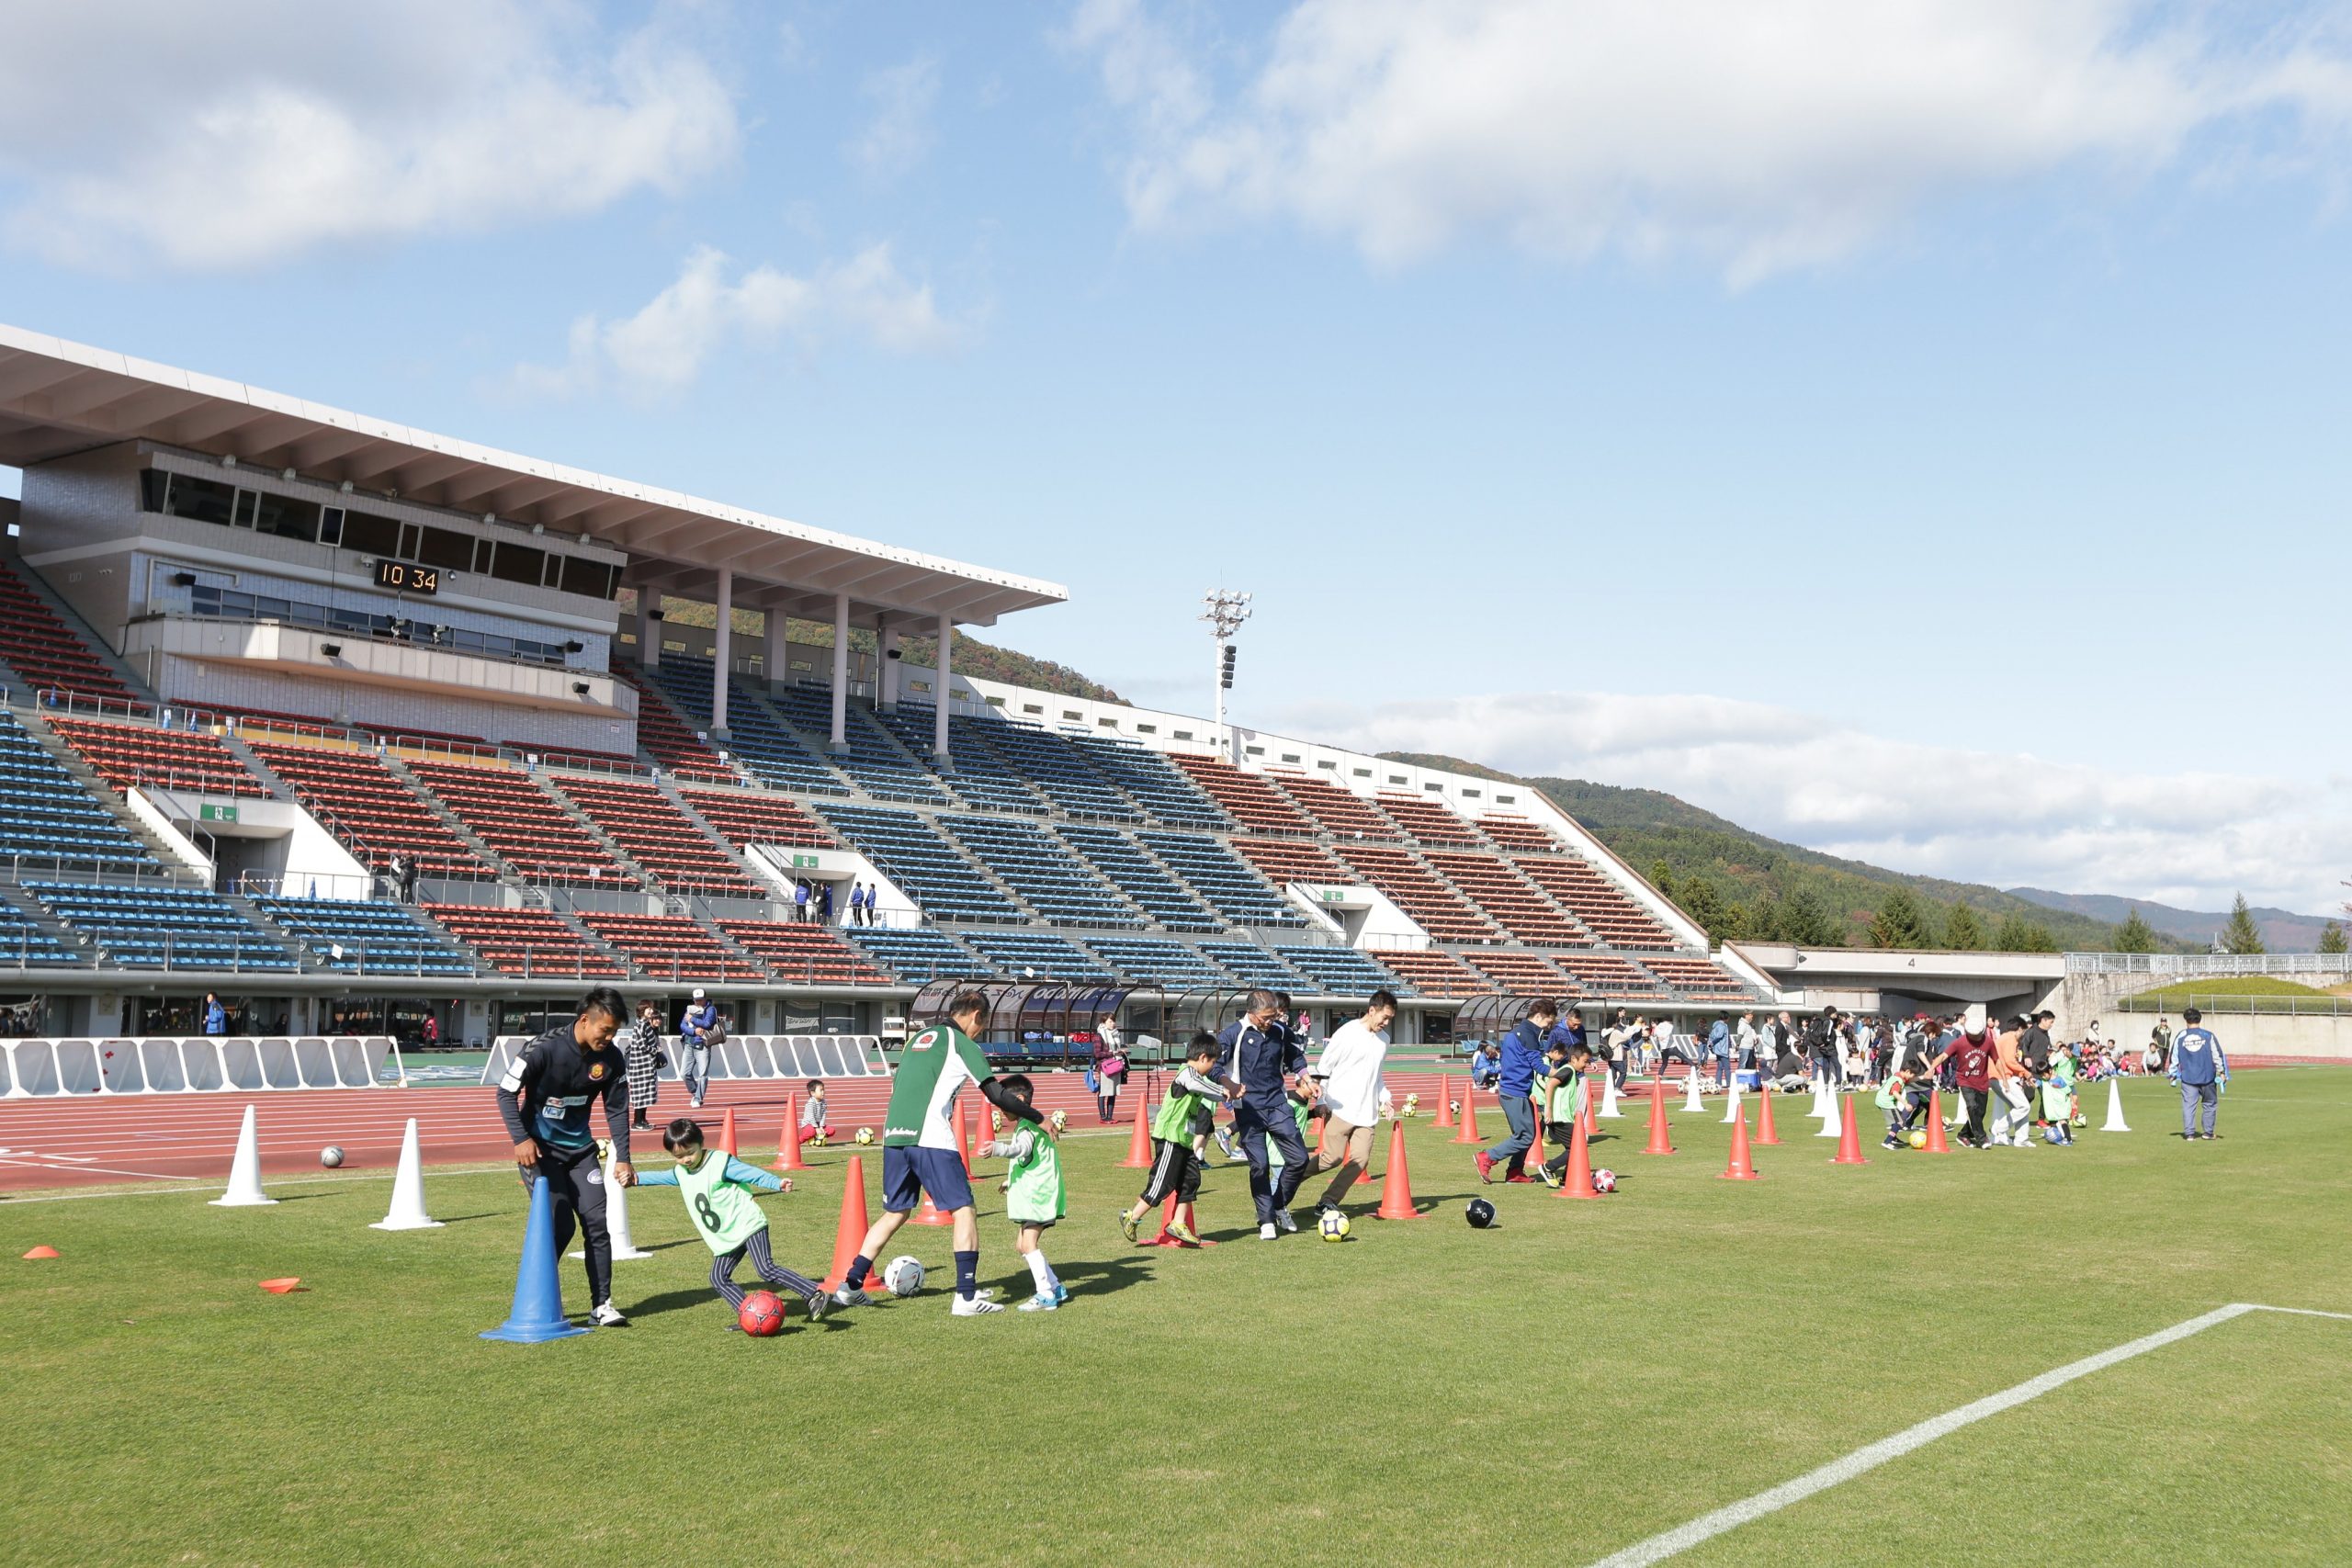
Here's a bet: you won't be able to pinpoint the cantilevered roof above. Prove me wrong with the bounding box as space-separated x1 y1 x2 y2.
0 323 1066 628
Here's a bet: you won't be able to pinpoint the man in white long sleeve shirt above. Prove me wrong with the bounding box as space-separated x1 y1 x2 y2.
1299 989 1398 1216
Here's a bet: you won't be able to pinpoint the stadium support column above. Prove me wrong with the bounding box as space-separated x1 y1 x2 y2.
879 626 901 711
933 613 952 761
829 592 851 754
638 602 660 670
711 566 732 739
763 610 786 689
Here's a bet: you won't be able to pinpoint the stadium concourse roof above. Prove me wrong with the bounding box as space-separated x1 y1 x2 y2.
0 322 1066 630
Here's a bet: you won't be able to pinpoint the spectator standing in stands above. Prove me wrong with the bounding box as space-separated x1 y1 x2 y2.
2169 1008 2228 1140
203 992 228 1036
845 881 865 926
1091 1015 1127 1123
793 880 811 922
1476 998 1555 1185
626 1001 662 1131
818 881 835 924
680 988 718 1108
1300 989 1397 1214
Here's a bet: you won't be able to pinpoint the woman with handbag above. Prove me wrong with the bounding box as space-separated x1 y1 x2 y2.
1092 1015 1127 1123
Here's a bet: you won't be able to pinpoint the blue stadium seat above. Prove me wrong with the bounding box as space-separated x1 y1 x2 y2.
27 882 294 972
1197 941 1309 990
870 705 1045 815
939 814 1144 928
956 716 1143 821
772 687 951 805
0 712 157 868
961 931 1115 984
1053 823 1220 931
1085 936 1233 990
1069 735 1230 829
1273 944 1413 998
254 897 474 977
1135 830 1306 928
643 660 851 796
0 903 87 967
818 806 1021 923
843 925 981 982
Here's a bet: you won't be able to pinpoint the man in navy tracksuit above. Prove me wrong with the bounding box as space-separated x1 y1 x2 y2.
1216 988 1307 1238
1476 998 1555 1184
495 986 634 1326
2168 1006 2229 1140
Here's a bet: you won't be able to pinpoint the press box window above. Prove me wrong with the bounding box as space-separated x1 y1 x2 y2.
489 543 546 586
415 525 474 571
560 556 616 599
161 474 236 526
254 492 321 544
338 510 401 558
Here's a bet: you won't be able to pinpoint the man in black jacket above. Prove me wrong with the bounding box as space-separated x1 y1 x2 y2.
496 987 634 1327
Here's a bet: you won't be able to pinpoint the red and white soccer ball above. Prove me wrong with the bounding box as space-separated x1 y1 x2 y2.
1592 1168 1618 1194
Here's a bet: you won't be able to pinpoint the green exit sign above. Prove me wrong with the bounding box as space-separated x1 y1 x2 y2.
199 804 239 823
1320 888 1344 902
791 853 820 868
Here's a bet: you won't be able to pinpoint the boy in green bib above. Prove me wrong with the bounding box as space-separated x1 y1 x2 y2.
1537 1040 1593 1187
632 1118 831 1328
977 1075 1068 1311
1120 1033 1227 1247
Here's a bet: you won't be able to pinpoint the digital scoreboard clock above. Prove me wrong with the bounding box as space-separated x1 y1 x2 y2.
373 558 440 595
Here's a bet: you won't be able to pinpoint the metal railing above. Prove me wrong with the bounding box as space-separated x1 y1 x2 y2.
2111 990 2351 1017
2067 952 2352 979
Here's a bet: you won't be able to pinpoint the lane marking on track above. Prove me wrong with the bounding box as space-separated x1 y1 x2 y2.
0 1156 193 1180
1583 1303 2348 1568
0 1162 521 1202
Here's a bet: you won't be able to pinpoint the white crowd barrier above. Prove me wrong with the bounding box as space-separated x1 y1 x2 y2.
0 1035 401 1098
480 1033 888 1088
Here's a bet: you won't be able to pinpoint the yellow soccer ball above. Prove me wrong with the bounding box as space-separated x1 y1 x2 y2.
854 1126 876 1145
1907 1131 1927 1150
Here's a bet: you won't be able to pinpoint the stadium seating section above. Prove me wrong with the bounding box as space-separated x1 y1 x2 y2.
51 717 268 799
0 554 1757 1007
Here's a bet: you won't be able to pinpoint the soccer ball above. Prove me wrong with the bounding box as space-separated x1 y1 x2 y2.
1592 1168 1618 1194
1908 1131 1928 1149
807 1128 828 1147
319 1145 345 1169
882 1255 925 1297
1403 1094 1419 1116
1464 1197 1497 1229
1448 1100 1461 1118
854 1126 875 1145
738 1290 786 1337
1317 1210 1351 1243
1048 1108 1068 1133
2071 1111 2088 1128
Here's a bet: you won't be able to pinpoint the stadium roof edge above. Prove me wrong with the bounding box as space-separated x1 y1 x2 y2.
0 322 1067 629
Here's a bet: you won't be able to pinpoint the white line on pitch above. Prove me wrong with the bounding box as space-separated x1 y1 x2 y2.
1583 1303 2346 1568
0 1162 521 1203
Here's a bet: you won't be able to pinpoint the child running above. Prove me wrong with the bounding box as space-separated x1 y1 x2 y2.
1537 1040 1593 1187
631 1117 831 1329
977 1074 1069 1310
1120 1033 1227 1246
2041 1046 2080 1145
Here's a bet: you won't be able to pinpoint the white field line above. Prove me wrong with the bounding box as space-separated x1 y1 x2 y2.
0 1162 518 1203
1585 1303 2348 1568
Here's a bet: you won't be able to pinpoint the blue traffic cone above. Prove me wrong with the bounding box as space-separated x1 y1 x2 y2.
481 1176 590 1343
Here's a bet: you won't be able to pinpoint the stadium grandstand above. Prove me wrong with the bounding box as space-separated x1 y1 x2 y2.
0 322 1770 1048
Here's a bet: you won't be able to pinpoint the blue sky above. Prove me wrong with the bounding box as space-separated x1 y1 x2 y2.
2 1 2347 917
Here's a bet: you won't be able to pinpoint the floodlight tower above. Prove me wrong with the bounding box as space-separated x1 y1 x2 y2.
1202 588 1253 764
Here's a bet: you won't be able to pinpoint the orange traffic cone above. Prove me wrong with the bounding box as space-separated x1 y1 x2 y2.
1581 1074 1599 1140
1451 1085 1483 1145
1142 1192 1182 1247
1755 1084 1781 1145
1374 1119 1421 1219
820 1156 870 1291
1924 1091 1951 1153
1718 1104 1761 1180
1643 1076 1675 1156
1433 1085 1457 1129
1556 1106 1597 1200
718 1106 738 1156
1831 1093 1870 1165
1122 1099 1154 1168
22 1245 59 1259
773 1094 807 1172
1354 1123 1377 1186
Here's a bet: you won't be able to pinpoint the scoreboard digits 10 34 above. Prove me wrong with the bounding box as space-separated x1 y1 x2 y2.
373 558 440 595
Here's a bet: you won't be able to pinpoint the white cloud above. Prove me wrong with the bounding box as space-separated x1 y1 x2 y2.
850 57 942 179
0 1 739 270
510 243 967 398
1068 0 2352 277
1274 689 2352 913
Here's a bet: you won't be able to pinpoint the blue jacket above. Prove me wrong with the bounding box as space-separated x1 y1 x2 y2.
1498 1021 1546 1098
1708 1020 1731 1055
682 1001 718 1043
2171 1028 2226 1087
1217 1018 1303 1101
203 1001 227 1035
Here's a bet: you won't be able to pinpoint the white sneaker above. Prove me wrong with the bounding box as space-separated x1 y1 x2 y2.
1273 1211 1297 1234
1017 1292 1059 1312
590 1301 628 1327
1259 1222 1278 1240
951 1294 1005 1315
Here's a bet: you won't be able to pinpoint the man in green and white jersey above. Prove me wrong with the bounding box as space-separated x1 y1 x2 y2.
832 990 1043 1316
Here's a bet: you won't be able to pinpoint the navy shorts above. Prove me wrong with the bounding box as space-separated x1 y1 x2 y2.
881 1145 975 1214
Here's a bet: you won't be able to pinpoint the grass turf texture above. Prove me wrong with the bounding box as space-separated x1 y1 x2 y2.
4 1074 2348 1567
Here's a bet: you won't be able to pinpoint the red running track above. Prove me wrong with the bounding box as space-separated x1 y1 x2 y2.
0 1069 1483 1192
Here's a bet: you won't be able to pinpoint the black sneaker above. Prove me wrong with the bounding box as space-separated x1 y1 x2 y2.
803 1289 832 1322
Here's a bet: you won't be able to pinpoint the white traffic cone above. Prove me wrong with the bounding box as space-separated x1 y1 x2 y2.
571 1145 651 1261
2101 1077 2131 1134
1680 1072 1705 1113
1599 1076 1623 1119
370 1118 443 1231
1721 1077 1744 1124
209 1104 275 1207
1808 1078 1832 1120
1816 1091 1843 1138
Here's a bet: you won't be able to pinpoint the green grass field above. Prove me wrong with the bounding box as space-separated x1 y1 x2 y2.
6 1073 2349 1567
